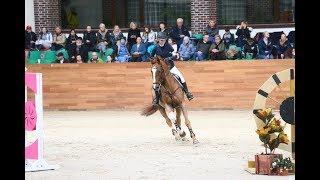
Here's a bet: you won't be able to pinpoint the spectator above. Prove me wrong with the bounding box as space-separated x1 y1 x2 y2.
96 23 112 55
276 33 291 59
195 34 211 61
69 37 89 63
243 38 258 59
110 25 125 48
35 27 53 50
76 55 83 63
115 38 131 63
235 21 251 48
142 25 156 49
158 22 170 38
205 20 219 43
56 52 68 63
209 35 226 60
127 22 141 51
66 29 79 54
52 26 66 51
226 45 241 60
170 18 190 49
222 27 235 49
168 38 179 59
178 36 195 61
284 46 295 59
258 31 273 59
131 37 147 62
83 26 96 51
89 52 104 63
25 26 37 50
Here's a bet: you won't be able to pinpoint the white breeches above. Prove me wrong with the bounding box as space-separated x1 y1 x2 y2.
170 66 185 83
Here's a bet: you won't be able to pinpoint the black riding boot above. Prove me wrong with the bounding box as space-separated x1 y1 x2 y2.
182 82 194 101
152 88 161 106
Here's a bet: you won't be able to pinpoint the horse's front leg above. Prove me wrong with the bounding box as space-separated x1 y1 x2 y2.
176 108 186 139
181 104 199 144
164 105 181 140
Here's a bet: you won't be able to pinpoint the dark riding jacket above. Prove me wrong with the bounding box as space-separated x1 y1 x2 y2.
151 42 175 69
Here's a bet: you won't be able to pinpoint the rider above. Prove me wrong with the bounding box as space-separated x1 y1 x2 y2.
150 31 194 105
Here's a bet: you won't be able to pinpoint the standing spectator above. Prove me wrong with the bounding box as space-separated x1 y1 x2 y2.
205 20 219 43
55 52 69 63
35 27 53 50
110 25 125 48
258 31 273 59
158 22 170 38
209 35 226 60
243 38 258 59
52 26 66 51
222 27 235 50
83 26 96 51
131 37 147 62
168 38 179 59
25 26 37 50
194 34 211 61
66 29 79 54
276 33 291 59
170 18 190 49
69 37 89 63
142 25 156 49
89 52 104 63
96 23 112 55
127 22 141 51
235 21 251 48
76 55 83 63
178 36 195 61
115 38 131 63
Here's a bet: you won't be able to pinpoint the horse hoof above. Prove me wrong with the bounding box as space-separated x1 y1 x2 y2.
179 131 186 138
193 139 199 145
175 134 181 141
181 137 188 141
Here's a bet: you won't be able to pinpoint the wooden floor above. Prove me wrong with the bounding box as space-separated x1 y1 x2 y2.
26 60 295 110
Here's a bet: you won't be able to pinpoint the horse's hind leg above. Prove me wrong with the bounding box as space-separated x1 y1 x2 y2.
176 108 186 139
181 104 199 144
159 107 180 139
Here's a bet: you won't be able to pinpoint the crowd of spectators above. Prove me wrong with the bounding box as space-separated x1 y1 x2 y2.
25 18 295 64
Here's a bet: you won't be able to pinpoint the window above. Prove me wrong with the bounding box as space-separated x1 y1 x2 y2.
61 0 191 29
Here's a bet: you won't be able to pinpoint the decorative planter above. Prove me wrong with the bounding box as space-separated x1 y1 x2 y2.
255 154 283 175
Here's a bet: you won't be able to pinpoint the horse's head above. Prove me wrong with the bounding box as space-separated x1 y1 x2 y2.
150 56 169 89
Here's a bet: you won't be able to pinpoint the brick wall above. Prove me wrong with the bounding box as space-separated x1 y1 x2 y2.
191 0 217 34
34 0 61 33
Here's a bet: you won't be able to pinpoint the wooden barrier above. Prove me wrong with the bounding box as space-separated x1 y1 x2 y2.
26 60 294 110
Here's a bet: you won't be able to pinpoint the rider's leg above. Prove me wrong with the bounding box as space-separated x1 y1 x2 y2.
169 66 194 100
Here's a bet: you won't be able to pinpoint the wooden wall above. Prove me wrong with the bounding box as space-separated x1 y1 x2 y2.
26 60 294 110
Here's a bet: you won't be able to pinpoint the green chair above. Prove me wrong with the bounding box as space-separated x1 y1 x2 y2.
27 51 41 64
101 48 114 62
42 50 56 64
192 34 203 40
245 53 254 60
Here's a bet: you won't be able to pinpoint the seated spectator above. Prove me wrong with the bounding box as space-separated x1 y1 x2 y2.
243 38 258 59
69 37 89 63
258 31 273 59
110 25 125 48
52 26 66 51
170 18 190 49
96 23 112 55
115 38 131 63
205 20 219 43
35 27 53 50
25 25 37 50
226 45 241 60
209 35 226 60
127 22 141 51
56 52 69 63
276 33 291 59
66 29 78 54
76 55 83 63
168 38 179 59
222 27 235 49
195 34 211 61
89 52 104 63
142 25 156 49
158 22 170 39
178 36 195 61
130 37 147 62
235 21 251 48
284 48 295 59
83 26 97 51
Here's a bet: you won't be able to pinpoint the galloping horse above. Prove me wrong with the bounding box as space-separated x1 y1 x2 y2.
141 56 199 144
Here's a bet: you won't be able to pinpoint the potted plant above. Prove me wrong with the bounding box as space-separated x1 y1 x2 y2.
271 157 295 175
254 108 290 175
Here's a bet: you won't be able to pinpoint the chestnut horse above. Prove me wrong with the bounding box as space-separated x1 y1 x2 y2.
141 56 199 144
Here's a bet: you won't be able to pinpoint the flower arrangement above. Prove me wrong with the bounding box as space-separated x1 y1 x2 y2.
271 156 295 175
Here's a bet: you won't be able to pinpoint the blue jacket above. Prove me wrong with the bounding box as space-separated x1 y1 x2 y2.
258 39 273 56
179 43 195 58
131 43 147 61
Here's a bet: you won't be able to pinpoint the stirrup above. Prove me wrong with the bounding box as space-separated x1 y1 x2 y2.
186 92 194 101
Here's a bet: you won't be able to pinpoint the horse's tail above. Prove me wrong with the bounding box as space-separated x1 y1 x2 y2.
140 104 159 116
